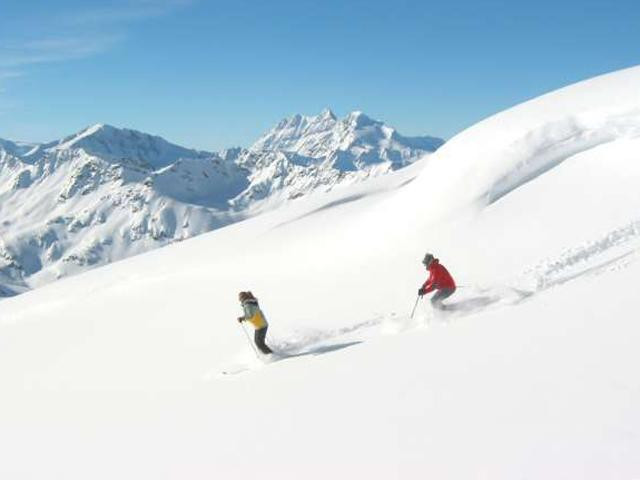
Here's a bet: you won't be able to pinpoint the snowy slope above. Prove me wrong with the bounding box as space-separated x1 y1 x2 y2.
0 112 441 296
1 67 640 479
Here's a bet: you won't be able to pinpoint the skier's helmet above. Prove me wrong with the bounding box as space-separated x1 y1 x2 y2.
239 291 256 302
422 253 434 267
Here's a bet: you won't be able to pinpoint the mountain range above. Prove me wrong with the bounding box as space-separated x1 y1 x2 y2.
0 109 443 296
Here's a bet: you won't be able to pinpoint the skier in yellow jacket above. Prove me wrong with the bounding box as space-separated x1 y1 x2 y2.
237 291 273 354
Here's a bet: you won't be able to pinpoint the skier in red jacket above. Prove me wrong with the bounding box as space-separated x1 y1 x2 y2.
418 253 456 310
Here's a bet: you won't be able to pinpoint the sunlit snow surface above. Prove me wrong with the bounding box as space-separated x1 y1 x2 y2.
1 67 640 478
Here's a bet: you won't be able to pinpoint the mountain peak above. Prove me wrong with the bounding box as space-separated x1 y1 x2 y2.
56 123 119 149
319 108 337 120
81 122 119 135
249 109 441 158
345 110 377 128
85 123 108 133
48 123 207 169
252 109 338 152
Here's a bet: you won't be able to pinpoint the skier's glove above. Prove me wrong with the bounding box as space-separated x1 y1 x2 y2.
237 317 244 323
418 287 426 296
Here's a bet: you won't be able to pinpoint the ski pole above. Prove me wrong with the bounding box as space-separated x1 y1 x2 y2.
240 322 260 359
410 295 421 319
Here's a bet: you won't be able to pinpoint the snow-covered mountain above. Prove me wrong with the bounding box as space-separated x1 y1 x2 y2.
232 109 443 207
250 108 442 160
1 67 639 479
0 138 38 158
0 111 443 296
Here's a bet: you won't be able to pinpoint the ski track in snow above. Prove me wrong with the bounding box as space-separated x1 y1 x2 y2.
523 217 640 290
209 288 532 379
211 217 640 379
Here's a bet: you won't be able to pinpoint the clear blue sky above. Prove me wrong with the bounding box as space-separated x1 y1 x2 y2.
1 0 639 150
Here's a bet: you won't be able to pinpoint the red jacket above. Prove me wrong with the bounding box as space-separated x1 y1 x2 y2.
422 259 456 293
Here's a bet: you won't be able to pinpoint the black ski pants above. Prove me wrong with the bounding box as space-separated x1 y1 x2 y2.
254 327 273 354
